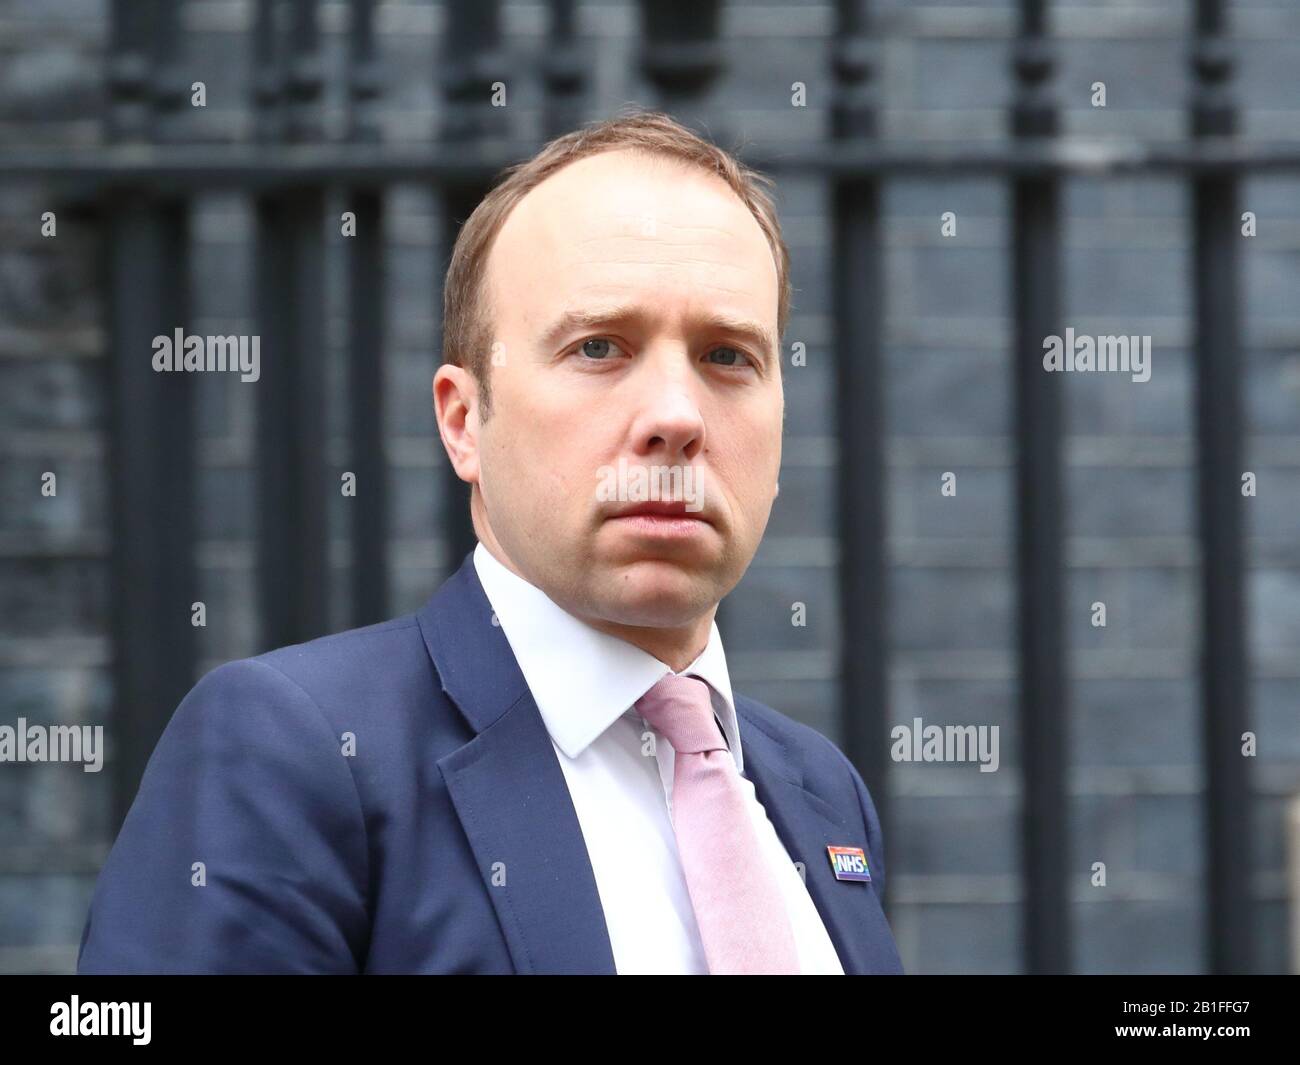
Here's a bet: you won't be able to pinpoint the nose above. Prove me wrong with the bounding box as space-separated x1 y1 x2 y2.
629 350 705 462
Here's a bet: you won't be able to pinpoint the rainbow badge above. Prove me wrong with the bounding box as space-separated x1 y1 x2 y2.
827 845 871 883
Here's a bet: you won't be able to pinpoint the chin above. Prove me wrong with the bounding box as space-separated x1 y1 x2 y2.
595 558 722 626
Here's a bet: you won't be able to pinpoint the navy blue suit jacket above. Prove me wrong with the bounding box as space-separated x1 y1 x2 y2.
77 552 904 974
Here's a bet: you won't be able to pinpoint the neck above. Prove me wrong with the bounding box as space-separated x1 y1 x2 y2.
579 613 715 674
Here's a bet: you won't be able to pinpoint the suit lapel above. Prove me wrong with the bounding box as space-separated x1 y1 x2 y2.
418 552 898 975
418 553 616 974
737 698 901 975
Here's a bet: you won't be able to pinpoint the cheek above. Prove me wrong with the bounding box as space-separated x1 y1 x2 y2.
502 374 585 450
710 444 767 507
712 402 781 474
507 417 596 516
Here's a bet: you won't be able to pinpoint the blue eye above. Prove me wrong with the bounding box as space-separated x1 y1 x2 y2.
580 338 614 359
707 346 748 367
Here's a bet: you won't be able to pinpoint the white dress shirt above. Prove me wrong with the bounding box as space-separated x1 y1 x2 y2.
472 542 844 975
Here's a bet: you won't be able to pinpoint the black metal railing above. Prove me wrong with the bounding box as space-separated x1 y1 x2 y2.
4 0 1288 974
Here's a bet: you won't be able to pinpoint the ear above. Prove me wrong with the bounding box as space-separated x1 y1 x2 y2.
433 364 481 486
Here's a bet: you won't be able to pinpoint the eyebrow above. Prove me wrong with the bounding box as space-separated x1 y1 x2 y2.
538 303 779 367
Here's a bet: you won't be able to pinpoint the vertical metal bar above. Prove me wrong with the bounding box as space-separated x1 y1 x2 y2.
1191 0 1251 975
286 0 324 143
637 1 723 98
251 0 288 641
107 0 149 142
438 0 506 574
542 0 585 139
147 0 188 142
346 0 388 625
440 0 506 144
255 0 330 648
347 0 381 144
251 0 282 143
106 0 195 830
106 202 196 832
1012 0 1068 973
255 193 329 648
830 0 890 891
636 0 724 136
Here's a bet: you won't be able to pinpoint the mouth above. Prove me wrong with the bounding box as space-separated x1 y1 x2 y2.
606 501 713 540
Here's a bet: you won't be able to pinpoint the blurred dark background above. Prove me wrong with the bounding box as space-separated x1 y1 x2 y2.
0 0 1298 974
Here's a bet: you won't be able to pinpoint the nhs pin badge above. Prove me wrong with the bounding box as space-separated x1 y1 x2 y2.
827 845 871 883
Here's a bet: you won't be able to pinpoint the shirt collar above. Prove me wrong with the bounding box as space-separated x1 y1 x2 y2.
472 541 742 772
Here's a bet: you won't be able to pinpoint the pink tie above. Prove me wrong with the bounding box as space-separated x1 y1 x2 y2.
635 673 802 974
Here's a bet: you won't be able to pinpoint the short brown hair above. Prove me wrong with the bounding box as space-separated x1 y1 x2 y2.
440 107 791 417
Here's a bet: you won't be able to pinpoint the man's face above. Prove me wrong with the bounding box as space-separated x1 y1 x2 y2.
443 148 783 630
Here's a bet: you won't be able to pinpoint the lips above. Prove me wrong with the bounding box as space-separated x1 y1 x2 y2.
605 502 714 543
609 500 710 522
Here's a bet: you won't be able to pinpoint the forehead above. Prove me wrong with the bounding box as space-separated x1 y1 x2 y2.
484 149 779 337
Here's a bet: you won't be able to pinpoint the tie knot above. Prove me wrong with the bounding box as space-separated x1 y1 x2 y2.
635 674 725 755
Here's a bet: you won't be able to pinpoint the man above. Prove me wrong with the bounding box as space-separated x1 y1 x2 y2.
77 109 904 975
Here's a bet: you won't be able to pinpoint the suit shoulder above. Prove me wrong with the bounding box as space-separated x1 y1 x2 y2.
254 613 421 672
171 615 430 742
246 613 426 700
